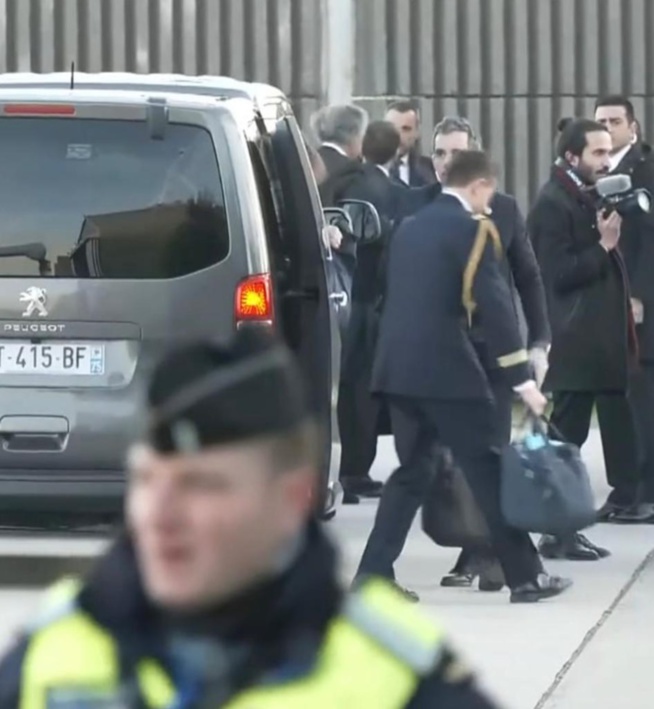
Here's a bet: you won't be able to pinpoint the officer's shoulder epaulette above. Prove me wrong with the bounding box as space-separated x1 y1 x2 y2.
462 214 503 325
25 576 81 633
344 578 446 676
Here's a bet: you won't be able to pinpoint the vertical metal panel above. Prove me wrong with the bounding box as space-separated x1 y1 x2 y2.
0 0 323 130
353 0 654 210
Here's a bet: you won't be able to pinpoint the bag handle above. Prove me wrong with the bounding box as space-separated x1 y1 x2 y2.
516 407 567 443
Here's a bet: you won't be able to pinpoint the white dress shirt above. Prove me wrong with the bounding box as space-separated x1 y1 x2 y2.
609 143 632 172
321 142 348 157
397 154 410 184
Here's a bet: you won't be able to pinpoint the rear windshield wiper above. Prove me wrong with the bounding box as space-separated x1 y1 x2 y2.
0 242 51 275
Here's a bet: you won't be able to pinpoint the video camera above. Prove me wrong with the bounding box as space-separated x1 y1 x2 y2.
595 174 651 217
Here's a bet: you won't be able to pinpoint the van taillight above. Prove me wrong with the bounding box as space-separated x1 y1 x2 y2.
235 274 274 327
3 104 76 116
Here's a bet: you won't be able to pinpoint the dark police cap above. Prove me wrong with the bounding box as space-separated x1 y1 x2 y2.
146 330 310 454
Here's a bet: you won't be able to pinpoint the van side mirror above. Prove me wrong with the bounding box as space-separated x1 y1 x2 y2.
323 207 354 234
337 199 383 243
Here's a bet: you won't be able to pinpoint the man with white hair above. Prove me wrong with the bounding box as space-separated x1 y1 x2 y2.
311 104 386 504
311 104 369 208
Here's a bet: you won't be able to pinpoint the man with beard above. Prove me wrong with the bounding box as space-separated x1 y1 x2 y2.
595 95 654 523
0 330 502 709
528 118 639 560
428 116 552 590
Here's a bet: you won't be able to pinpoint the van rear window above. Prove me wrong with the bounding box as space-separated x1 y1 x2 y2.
0 118 229 278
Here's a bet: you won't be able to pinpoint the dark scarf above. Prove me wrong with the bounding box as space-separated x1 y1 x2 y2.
551 164 639 362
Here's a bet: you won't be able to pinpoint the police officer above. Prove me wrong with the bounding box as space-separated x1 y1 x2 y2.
0 330 502 708
356 150 572 603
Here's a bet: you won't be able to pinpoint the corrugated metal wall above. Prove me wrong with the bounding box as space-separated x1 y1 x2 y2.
355 0 654 207
1 0 653 207
0 0 323 125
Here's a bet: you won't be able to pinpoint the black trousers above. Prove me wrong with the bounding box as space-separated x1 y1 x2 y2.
356 395 543 589
549 390 640 505
337 377 381 480
452 372 513 574
629 364 654 503
338 303 381 481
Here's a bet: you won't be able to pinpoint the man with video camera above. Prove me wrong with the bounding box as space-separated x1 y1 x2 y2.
594 96 654 523
528 118 640 561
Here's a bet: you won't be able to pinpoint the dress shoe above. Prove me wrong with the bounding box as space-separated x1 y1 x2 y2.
392 582 419 602
596 498 632 522
510 574 573 603
477 559 505 592
612 502 654 524
538 534 599 561
440 572 474 588
343 490 360 505
575 533 611 558
342 476 383 498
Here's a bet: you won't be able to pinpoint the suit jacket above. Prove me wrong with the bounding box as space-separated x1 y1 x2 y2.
470 192 550 359
391 152 437 187
317 145 366 207
612 142 654 359
372 194 531 400
528 169 632 391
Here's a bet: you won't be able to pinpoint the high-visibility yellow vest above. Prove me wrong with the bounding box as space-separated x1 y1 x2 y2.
20 576 446 709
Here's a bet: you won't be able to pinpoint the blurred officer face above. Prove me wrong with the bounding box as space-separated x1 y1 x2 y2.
565 130 612 183
432 130 470 182
385 108 419 157
595 105 636 153
126 436 317 612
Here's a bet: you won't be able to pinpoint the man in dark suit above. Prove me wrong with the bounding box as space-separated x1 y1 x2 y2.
426 117 572 588
385 101 437 187
355 150 572 604
595 95 654 524
311 104 370 209
337 121 440 506
311 105 386 502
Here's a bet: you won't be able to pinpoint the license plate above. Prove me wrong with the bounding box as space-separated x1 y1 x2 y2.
0 343 105 375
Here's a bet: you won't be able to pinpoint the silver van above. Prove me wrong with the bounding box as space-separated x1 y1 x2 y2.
0 74 376 522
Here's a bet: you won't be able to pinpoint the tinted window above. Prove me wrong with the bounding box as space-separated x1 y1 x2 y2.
0 118 229 278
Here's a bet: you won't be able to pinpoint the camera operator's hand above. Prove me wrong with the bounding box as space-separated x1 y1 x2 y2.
597 210 622 251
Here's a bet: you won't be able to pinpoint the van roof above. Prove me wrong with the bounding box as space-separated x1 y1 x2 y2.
0 72 288 109
0 85 237 108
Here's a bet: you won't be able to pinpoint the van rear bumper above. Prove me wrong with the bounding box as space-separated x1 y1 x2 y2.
0 470 342 517
0 470 124 512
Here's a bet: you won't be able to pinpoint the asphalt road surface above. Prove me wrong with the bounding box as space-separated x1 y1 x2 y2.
0 429 652 708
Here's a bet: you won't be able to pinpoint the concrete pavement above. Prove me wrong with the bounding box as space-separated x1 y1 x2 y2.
0 428 652 707
329 429 654 708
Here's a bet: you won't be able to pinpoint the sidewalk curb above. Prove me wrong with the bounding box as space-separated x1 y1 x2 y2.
534 546 654 709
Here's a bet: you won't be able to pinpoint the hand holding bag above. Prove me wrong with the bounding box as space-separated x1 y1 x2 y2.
500 415 596 535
